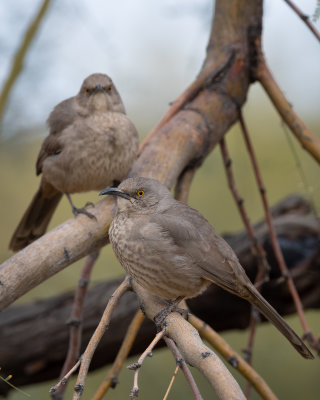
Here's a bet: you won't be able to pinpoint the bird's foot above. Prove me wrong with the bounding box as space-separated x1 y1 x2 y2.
154 297 187 331
66 194 97 220
71 204 97 220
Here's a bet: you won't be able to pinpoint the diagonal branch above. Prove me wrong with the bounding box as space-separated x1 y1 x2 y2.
255 39 320 164
0 0 52 130
283 0 320 42
189 313 278 400
71 276 131 400
239 112 318 351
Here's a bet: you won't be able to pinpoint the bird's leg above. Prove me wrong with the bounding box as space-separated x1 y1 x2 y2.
154 296 187 330
66 194 96 220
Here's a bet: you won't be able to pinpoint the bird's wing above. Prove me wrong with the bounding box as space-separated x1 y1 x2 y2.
36 135 63 175
149 204 250 296
47 97 78 135
36 98 77 175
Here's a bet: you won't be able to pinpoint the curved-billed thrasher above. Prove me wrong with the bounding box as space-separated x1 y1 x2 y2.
9 73 139 251
100 177 313 359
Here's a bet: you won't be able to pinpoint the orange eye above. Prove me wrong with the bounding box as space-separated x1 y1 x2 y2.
108 86 112 92
84 89 89 95
137 190 144 197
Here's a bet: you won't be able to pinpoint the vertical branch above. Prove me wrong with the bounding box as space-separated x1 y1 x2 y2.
0 0 52 129
53 251 99 400
238 112 317 348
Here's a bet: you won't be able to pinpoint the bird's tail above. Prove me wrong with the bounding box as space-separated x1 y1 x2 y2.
9 185 62 251
246 284 314 359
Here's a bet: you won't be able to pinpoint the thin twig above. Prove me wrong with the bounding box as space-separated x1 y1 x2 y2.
128 328 166 400
220 138 271 398
239 112 319 351
163 364 179 400
71 275 131 400
0 0 52 129
164 336 204 400
91 309 145 400
53 251 99 399
188 312 278 400
50 359 81 395
219 138 270 280
283 0 320 42
255 41 320 165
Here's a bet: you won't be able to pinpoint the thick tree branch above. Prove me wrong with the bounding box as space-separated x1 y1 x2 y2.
132 283 245 400
0 198 319 395
0 0 263 310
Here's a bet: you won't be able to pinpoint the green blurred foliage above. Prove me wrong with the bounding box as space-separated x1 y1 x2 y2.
1 84 320 398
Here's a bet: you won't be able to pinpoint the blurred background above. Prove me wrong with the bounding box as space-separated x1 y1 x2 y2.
0 0 319 398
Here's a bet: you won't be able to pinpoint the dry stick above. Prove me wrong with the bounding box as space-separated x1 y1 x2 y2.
255 42 320 165
164 336 204 400
71 275 131 400
50 359 81 395
91 309 145 400
128 328 166 400
53 251 100 400
163 364 179 400
188 313 278 400
220 138 270 398
238 112 318 350
283 0 320 42
0 0 52 128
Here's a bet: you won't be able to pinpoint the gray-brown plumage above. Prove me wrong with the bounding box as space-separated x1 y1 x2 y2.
9 73 139 251
100 177 313 360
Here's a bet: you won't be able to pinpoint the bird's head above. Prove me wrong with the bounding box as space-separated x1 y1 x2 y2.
99 177 173 214
78 73 125 113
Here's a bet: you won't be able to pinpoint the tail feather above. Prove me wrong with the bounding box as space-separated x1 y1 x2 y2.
246 284 314 359
9 187 62 251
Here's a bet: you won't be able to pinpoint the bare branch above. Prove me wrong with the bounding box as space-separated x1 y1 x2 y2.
91 310 144 400
133 282 246 400
239 112 319 351
189 313 278 400
71 276 131 400
0 0 52 130
164 336 204 400
255 40 320 164
128 328 166 400
54 251 99 399
283 0 320 42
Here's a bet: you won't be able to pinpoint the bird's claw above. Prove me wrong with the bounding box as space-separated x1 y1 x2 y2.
72 205 97 220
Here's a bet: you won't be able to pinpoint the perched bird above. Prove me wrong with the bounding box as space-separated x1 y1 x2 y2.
100 177 313 360
9 73 139 251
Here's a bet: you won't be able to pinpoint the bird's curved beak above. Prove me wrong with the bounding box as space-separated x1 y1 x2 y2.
99 187 131 200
